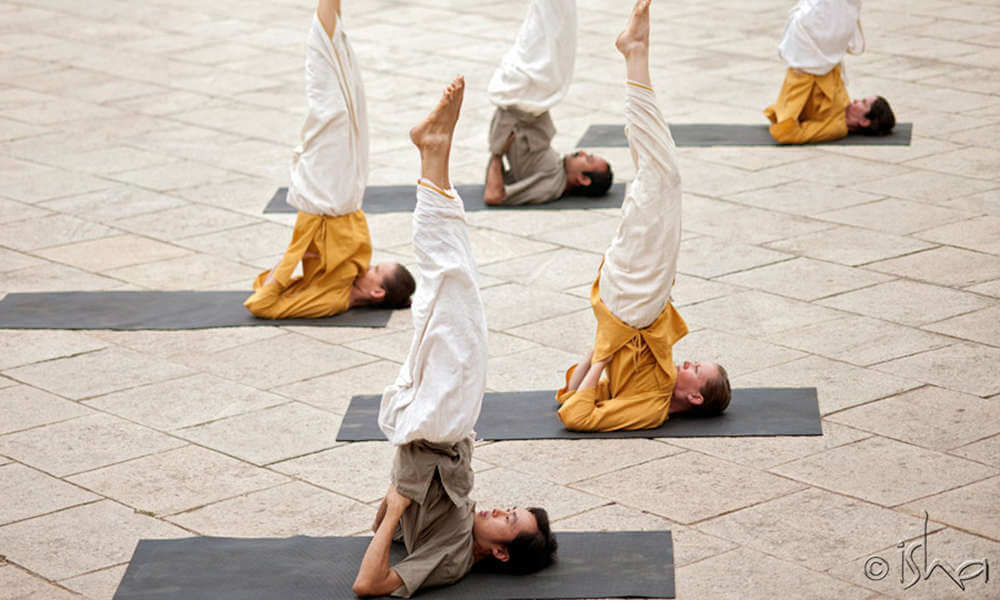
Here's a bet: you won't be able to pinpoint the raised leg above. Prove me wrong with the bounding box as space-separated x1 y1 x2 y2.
615 0 651 86
317 0 340 37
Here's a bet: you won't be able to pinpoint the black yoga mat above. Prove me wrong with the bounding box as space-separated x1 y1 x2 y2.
263 182 626 214
113 531 674 600
337 387 820 441
576 122 913 147
0 291 392 330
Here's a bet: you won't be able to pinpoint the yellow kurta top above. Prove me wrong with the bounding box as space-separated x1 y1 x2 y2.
764 66 850 144
555 274 689 432
244 209 371 319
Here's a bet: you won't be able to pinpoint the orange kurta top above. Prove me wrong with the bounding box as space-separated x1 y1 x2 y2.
244 209 371 319
764 66 850 144
555 273 689 432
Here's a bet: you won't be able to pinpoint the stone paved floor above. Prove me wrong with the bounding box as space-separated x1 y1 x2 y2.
1 0 999 598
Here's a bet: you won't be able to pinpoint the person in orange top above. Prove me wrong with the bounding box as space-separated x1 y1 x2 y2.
555 0 732 433
764 0 895 144
245 0 414 320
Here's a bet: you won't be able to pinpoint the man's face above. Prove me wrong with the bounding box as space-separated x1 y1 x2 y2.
675 360 720 397
566 150 608 175
846 96 876 127
356 261 394 291
473 507 538 547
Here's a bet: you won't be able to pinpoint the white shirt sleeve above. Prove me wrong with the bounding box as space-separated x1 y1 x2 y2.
287 15 370 217
378 181 489 446
487 0 577 117
599 82 683 330
778 0 864 76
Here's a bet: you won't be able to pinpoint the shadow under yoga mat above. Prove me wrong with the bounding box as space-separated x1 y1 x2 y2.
114 532 673 600
0 291 392 330
263 182 626 214
337 387 820 441
576 122 913 147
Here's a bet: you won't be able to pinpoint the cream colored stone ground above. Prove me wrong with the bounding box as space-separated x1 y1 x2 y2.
1 0 998 598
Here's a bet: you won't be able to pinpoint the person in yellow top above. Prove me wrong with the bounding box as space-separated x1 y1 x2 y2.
764 0 895 144
555 0 731 433
245 0 415 320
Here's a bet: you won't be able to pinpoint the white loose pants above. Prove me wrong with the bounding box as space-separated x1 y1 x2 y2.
778 0 864 76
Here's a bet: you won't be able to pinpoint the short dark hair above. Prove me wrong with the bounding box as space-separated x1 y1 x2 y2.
689 364 731 418
576 163 614 197
858 96 895 136
482 507 557 575
379 263 415 309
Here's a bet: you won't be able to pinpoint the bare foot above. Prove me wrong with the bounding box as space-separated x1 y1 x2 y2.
615 0 650 57
410 76 465 152
483 155 506 205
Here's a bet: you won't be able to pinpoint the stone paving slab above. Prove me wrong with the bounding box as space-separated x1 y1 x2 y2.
1 0 999 598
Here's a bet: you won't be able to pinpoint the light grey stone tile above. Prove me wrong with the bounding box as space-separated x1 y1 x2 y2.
468 208 615 240
700 488 933 572
915 215 1000 255
949 434 1000 468
505 308 595 356
479 283 585 330
4 347 192 400
726 180 882 216
829 386 1000 452
85 327 285 359
818 280 992 326
759 154 913 185
771 437 997 507
171 332 373 390
552 503 736 567
67 445 288 516
528 218 618 254
108 161 238 192
764 315 954 367
666 421 872 469
678 236 792 279
1 166 113 204
103 251 261 290
87 373 287 431
0 500 186 580
719 258 894 301
0 214 118 252
678 158 793 198
817 198 975 235
0 248 45 273
851 170 998 206
0 197 50 224
873 343 1000 397
0 330 106 371
479 248 602 292
0 385 92 434
673 328 805 376
343 330 414 364
575 451 804 524
681 290 846 338
966 278 1000 298
111 204 260 241
0 412 185 477
924 305 1000 347
470 467 605 521
734 355 921 415
0 262 124 293
270 360 400 415
899 476 1000 541
38 186 187 223
35 234 191 272
671 273 744 307
272 442 396 504
176 222 294 262
0 563 79 600
464 229 557 266
474 439 683 485
486 345 580 393
904 147 1000 181
828 526 998 600
766 225 936 267
177 402 342 465
868 247 1000 288
60 565 127 600
0 463 98 525
167 481 373 538
685 204 835 245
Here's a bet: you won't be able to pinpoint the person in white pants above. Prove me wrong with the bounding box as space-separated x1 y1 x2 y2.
555 0 732 433
353 77 556 599
482 0 613 206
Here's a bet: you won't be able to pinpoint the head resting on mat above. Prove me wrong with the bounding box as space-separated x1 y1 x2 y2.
350 262 416 309
473 506 557 575
564 151 613 197
670 361 731 418
846 96 895 136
